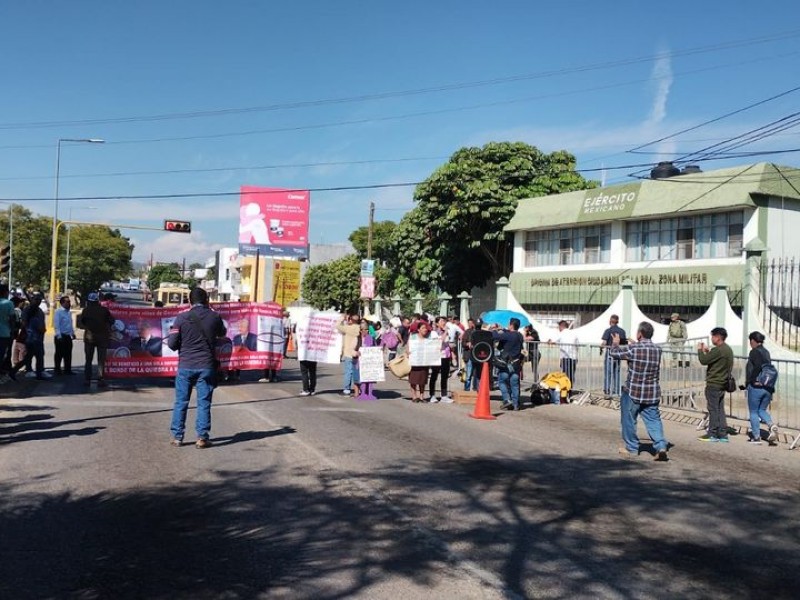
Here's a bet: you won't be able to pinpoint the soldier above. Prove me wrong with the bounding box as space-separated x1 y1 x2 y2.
667 312 688 367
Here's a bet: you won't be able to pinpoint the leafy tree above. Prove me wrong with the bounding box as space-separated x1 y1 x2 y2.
65 226 133 299
188 262 204 270
0 205 57 289
147 263 183 292
302 254 390 313
348 220 397 263
393 142 597 293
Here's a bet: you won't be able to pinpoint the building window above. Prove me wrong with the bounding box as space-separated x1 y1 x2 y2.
626 211 743 262
524 224 611 267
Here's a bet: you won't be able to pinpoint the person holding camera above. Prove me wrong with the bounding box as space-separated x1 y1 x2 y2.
697 327 734 443
491 318 524 411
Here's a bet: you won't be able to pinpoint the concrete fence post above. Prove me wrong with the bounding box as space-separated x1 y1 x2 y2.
495 277 510 310
620 278 635 335
438 292 452 317
458 291 472 324
391 295 402 317
412 294 424 315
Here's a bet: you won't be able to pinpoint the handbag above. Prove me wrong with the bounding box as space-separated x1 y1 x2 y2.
388 354 411 379
724 370 737 393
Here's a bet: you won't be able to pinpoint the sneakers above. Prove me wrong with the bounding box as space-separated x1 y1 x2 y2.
440 395 454 404
25 371 37 379
747 438 763 445
655 449 669 461
429 395 440 403
697 434 719 442
342 389 352 395
36 372 52 380
299 390 311 397
195 438 212 449
618 447 638 457
717 436 730 443
170 438 183 447
768 424 779 443
500 403 513 411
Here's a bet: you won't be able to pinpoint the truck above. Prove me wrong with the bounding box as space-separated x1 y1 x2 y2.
128 277 141 291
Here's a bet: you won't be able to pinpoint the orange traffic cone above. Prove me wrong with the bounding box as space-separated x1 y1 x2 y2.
287 333 295 354
469 361 496 420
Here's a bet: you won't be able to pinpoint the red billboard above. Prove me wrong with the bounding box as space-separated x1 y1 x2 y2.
238 186 310 258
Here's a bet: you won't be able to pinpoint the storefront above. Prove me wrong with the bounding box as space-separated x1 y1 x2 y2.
504 162 800 324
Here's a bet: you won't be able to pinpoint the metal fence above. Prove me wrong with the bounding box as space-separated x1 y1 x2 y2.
757 258 800 350
513 341 800 433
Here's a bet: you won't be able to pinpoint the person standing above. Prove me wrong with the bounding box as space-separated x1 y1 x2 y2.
11 292 49 380
492 318 524 411
667 312 688 367
53 295 76 375
407 320 431 402
523 324 541 382
697 327 734 443
461 318 476 391
0 285 13 380
336 314 360 395
78 292 114 386
744 331 779 444
428 317 453 403
600 315 627 398
609 321 669 461
282 309 292 358
550 320 579 387
167 288 226 448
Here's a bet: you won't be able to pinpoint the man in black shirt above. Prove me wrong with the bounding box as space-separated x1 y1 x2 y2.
167 288 226 449
492 317 524 411
600 315 627 398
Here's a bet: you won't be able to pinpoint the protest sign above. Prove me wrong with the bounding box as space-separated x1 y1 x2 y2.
295 311 343 364
104 302 285 378
408 337 442 367
357 346 385 383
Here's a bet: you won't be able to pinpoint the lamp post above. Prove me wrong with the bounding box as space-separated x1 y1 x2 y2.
1 202 13 287
49 138 104 327
64 206 97 293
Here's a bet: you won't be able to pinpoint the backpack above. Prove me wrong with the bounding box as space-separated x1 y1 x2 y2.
381 330 399 350
755 363 778 390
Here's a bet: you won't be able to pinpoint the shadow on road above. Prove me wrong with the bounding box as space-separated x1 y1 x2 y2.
212 426 296 447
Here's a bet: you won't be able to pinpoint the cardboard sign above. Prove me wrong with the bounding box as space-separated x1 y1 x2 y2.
408 337 442 367
358 346 385 383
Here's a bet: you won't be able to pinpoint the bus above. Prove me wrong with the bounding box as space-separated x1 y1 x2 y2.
156 282 190 307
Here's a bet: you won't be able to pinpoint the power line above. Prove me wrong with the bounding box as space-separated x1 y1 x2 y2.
2 28 799 131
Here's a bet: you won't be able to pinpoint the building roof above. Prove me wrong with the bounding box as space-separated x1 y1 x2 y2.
505 162 800 231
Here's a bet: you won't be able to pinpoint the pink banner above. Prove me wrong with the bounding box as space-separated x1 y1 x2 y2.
104 302 285 378
238 186 310 258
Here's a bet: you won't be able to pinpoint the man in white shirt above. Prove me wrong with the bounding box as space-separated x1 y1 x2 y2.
53 295 76 375
550 320 579 386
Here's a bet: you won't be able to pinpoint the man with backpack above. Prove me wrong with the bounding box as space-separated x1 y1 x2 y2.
167 288 226 449
744 331 779 444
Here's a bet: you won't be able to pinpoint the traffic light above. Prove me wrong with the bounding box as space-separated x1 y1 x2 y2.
164 220 191 234
0 245 9 274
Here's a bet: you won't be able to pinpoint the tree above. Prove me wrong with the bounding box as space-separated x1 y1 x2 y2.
393 142 597 293
0 205 57 289
147 263 183 292
348 221 397 263
65 226 133 299
301 254 391 313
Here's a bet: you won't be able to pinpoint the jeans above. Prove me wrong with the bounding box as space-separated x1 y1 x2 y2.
747 386 773 440
550 389 562 405
604 354 621 395
560 358 576 386
170 367 216 441
0 337 9 373
620 391 668 453
54 335 73 373
300 360 317 393
84 342 107 382
497 368 520 409
342 356 355 391
464 359 474 391
23 339 45 376
705 386 728 438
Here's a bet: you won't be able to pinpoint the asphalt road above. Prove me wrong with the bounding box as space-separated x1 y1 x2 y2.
1 356 799 599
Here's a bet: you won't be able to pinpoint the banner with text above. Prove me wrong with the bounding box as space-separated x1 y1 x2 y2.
408 337 442 367
104 302 285 378
295 311 343 364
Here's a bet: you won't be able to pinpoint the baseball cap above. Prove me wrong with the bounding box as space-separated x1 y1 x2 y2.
671 312 680 318
87 292 100 302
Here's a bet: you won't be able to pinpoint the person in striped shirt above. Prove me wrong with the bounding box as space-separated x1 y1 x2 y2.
608 321 669 461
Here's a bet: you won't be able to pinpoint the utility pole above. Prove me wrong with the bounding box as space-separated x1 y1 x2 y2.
366 201 375 260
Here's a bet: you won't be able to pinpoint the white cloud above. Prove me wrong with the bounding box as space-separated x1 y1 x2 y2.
646 49 673 126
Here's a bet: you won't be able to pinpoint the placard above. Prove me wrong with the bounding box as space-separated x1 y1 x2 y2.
360 276 375 299
358 346 385 383
408 337 442 367
295 311 343 364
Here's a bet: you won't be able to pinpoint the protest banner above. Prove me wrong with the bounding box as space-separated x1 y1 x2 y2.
408 337 442 367
104 302 285 378
295 311 343 364
357 346 385 383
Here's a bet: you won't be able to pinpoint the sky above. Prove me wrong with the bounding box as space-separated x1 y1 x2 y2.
1 1 799 264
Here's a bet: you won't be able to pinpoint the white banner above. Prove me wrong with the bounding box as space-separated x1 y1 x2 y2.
295 311 343 364
358 346 385 383
408 337 442 367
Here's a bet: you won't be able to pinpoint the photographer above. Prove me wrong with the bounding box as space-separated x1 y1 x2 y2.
491 318 524 411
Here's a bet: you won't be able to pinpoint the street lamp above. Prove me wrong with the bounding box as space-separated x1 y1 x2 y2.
49 138 104 326
64 205 97 293
0 202 14 287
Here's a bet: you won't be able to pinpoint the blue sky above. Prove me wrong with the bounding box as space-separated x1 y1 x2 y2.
1 1 799 263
